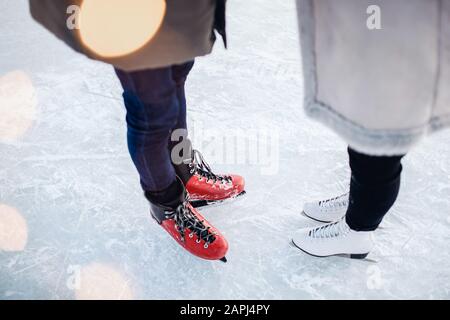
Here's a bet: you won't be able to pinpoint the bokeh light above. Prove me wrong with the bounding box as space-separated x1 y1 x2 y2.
75 263 133 300
0 204 28 252
0 71 37 142
79 0 166 58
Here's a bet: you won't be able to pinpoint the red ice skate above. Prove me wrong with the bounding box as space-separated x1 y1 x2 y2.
147 181 229 262
175 150 246 208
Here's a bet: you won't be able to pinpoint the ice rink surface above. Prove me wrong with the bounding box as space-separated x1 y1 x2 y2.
1 0 449 299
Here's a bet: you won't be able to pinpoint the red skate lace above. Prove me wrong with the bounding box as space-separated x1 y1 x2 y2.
170 201 217 247
189 150 232 184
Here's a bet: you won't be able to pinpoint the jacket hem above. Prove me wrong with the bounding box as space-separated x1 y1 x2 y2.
297 0 450 156
305 100 450 156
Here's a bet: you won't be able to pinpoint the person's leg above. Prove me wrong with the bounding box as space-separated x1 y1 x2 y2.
171 60 195 131
146 59 244 206
115 66 180 194
293 147 405 258
115 64 229 262
345 147 404 231
168 60 195 171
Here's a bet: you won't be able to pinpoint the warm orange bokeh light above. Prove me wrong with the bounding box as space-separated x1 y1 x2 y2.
79 0 166 58
0 204 28 252
0 71 37 142
75 263 133 300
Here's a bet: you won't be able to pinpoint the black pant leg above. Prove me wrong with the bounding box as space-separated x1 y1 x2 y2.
345 147 405 231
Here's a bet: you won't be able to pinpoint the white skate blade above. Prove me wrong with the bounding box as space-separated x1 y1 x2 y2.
301 210 334 223
290 240 375 262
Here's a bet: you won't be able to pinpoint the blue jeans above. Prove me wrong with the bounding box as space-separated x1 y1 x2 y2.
115 61 195 192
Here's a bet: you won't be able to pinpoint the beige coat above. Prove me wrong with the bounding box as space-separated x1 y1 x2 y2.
297 0 450 155
29 0 219 71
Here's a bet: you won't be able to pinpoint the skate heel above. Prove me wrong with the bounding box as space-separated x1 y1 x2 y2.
350 253 369 260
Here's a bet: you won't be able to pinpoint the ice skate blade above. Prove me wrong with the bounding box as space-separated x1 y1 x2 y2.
190 190 246 209
291 240 371 261
219 257 228 263
337 253 369 260
301 211 334 224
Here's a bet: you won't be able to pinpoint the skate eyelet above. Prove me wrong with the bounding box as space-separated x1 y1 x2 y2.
204 243 209 249
196 239 201 244
189 233 194 238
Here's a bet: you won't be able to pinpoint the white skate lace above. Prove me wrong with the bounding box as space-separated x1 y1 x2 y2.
319 193 349 209
309 218 350 239
188 150 232 184
168 201 217 247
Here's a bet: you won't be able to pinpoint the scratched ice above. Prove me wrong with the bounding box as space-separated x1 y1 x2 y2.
1 0 450 299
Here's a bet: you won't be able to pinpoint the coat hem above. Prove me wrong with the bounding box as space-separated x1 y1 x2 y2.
297 0 450 156
305 100 450 156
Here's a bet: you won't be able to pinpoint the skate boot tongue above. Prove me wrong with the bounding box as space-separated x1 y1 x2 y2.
309 218 350 239
171 202 217 245
146 180 217 245
319 193 348 208
189 150 232 184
